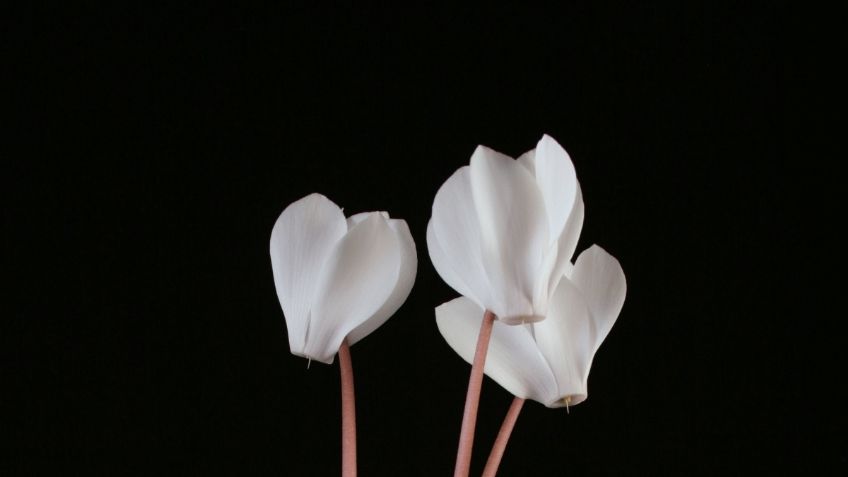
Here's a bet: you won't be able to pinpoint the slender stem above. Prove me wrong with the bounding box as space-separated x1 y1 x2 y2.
481 397 525 477
453 310 497 477
338 339 357 477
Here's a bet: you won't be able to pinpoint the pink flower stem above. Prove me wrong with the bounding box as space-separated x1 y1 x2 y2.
453 310 497 477
481 397 526 477
338 339 357 477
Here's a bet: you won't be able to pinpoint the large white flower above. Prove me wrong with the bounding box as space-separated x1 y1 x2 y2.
427 134 584 324
270 193 417 364
436 245 625 407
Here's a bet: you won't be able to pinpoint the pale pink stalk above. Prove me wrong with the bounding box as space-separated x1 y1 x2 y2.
453 310 497 477
481 397 525 477
338 339 357 477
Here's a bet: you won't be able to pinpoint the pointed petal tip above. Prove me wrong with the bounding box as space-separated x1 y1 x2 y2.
470 144 514 166
581 244 625 276
536 133 573 162
538 133 563 149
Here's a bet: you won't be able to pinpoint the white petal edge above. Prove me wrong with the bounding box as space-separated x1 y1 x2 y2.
517 148 536 174
346 218 417 345
270 193 347 356
430 165 495 311
435 297 558 404
346 211 389 229
469 146 549 321
302 213 402 363
426 219 476 302
547 182 585 298
535 134 578 245
570 245 626 358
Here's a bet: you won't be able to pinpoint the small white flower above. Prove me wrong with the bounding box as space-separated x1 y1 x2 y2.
270 193 417 364
427 134 584 324
436 245 626 407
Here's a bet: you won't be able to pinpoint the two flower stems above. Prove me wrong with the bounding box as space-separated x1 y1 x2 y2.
481 397 525 477
453 310 496 477
454 311 525 477
338 313 523 477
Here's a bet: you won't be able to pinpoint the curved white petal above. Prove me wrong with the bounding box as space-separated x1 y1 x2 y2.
303 213 401 363
430 165 495 310
270 193 347 355
535 135 578 245
426 220 475 300
517 148 536 174
570 245 626 357
547 182 585 297
346 218 417 345
532 241 560 316
532 277 593 407
346 211 389 229
436 297 558 404
469 146 549 322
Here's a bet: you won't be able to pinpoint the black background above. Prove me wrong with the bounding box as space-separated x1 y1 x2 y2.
5 3 835 476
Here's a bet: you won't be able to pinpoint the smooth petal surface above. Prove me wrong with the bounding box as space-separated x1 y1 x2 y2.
430 166 494 310
535 134 578 245
303 214 401 363
270 193 347 355
436 297 558 404
531 241 561 315
570 245 626 356
547 182 585 297
517 148 536 174
426 220 475 300
346 218 417 345
533 277 593 406
469 146 549 322
346 211 389 228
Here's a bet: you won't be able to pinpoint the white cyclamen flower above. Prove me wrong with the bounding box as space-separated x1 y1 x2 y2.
427 134 584 324
436 245 625 407
270 193 417 364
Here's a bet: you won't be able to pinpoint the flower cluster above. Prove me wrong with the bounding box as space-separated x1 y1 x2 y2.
269 134 626 476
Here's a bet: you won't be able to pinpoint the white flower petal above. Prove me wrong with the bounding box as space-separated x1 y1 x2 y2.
469 146 549 322
517 148 536 174
535 134 578 245
570 245 626 356
429 165 495 310
532 241 560 315
547 182 585 297
303 213 401 363
270 193 347 355
346 211 389 229
346 218 417 345
435 297 558 404
426 220 475 300
532 277 593 407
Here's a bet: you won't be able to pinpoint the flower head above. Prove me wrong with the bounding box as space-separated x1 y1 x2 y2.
436 245 625 407
270 193 417 364
427 134 583 324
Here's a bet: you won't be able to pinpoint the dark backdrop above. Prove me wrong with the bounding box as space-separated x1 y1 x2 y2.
7 3 830 476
